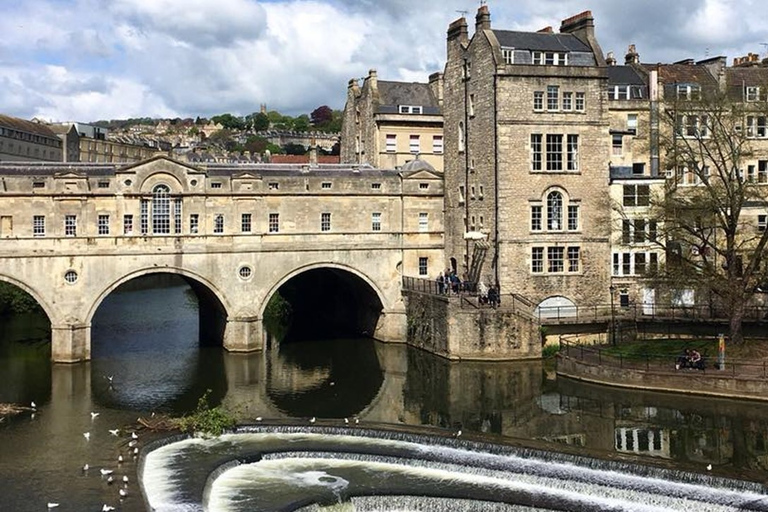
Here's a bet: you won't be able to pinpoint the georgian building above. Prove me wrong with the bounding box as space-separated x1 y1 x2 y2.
442 7 612 311
341 69 444 172
0 114 63 162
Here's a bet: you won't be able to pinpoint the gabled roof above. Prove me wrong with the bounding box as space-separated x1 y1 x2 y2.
492 30 591 53
650 63 717 86
0 115 60 139
375 81 441 114
606 66 646 86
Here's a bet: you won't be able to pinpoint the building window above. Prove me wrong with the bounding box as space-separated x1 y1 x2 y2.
531 205 542 231
613 251 660 276
33 215 45 237
575 93 585 112
567 205 579 231
241 213 252 233
321 212 331 232
531 134 542 170
746 86 761 102
409 135 420 154
372 212 381 232
174 198 182 234
432 135 443 154
33 181 45 189
399 105 422 114
546 134 563 171
533 51 567 65
371 183 381 190
419 183 429 190
321 182 332 189
214 214 224 234
627 114 638 134
547 247 564 272
64 215 77 237
676 84 700 100
567 247 580 272
98 181 109 189
531 247 544 273
418 257 428 276
458 122 465 152
677 114 709 138
64 270 78 284
211 182 223 189
458 185 465 204
418 212 428 232
268 213 279 233
547 191 563 230
612 134 623 156
140 199 149 234
386 134 396 152
123 214 133 235
746 116 768 138
190 214 199 234
238 266 253 280
533 91 544 111
562 92 572 111
268 182 279 190
501 47 514 64
567 135 579 171
98 214 110 235
152 184 171 234
623 184 650 207
759 214 767 232
547 85 559 111
469 94 475 117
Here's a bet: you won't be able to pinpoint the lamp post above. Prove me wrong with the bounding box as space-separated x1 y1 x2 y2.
609 284 616 346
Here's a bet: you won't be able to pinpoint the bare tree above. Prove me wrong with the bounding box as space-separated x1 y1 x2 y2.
654 86 768 344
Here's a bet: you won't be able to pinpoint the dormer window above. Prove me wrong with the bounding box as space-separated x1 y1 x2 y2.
532 51 567 66
399 105 422 114
676 84 700 100
746 86 761 102
501 47 515 64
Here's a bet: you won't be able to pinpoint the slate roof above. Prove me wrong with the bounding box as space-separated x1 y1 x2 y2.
0 114 61 140
375 81 441 114
725 67 768 101
492 30 592 53
606 66 647 86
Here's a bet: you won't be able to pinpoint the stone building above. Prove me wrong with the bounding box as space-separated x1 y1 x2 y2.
49 122 166 163
341 69 444 172
0 114 63 162
442 7 612 312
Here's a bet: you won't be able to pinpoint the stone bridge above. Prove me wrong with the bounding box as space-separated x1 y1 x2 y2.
0 156 444 362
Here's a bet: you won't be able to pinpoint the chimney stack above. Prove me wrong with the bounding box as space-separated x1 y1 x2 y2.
475 4 491 31
606 51 616 66
560 11 606 66
537 26 553 33
625 44 639 65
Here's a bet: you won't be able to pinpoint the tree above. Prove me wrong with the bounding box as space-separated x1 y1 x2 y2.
211 113 246 131
250 112 270 131
283 142 307 155
653 86 768 344
293 115 310 132
310 105 333 126
244 135 269 154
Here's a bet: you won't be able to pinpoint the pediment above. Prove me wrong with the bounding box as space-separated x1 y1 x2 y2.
402 169 443 180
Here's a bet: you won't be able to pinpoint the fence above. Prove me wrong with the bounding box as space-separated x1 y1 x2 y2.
559 339 768 379
536 303 768 324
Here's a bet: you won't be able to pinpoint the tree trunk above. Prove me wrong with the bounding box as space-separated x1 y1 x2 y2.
729 301 745 345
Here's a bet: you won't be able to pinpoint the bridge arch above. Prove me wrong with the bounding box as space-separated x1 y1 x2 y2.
0 273 55 323
86 266 233 325
261 262 388 342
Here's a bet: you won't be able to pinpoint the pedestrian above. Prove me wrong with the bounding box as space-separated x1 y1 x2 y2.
436 272 445 295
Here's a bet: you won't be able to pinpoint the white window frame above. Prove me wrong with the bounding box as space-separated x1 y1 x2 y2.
746 86 760 102
627 113 638 134
321 212 331 232
418 212 428 232
409 135 420 154
501 47 514 64
64 215 77 237
268 213 279 233
123 214 133 235
98 214 110 236
385 134 396 152
33 215 45 237
371 212 381 232
241 213 252 233
432 135 443 154
418 256 429 276
214 214 224 234
676 84 700 100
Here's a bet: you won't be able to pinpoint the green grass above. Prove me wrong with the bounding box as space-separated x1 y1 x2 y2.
601 339 718 360
542 343 560 358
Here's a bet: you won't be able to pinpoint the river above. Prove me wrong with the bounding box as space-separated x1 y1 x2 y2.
1 278 767 511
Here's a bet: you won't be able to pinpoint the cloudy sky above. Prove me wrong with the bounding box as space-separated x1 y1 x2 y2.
1 0 766 122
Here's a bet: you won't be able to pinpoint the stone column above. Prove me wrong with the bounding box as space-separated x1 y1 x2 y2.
51 323 91 363
223 317 264 352
373 310 407 342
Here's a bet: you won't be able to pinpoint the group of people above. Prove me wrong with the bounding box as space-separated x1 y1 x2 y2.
477 281 500 308
675 348 705 370
435 270 500 307
435 269 464 295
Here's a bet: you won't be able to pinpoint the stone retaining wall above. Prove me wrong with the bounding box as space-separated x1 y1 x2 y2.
557 355 768 402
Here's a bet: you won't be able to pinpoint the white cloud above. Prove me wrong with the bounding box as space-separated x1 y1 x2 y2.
2 0 768 121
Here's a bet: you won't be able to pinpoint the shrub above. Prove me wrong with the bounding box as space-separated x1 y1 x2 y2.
177 390 236 437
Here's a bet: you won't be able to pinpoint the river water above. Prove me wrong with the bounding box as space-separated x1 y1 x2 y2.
1 279 768 511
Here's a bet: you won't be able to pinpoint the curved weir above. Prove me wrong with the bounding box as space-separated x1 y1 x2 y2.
141 426 768 512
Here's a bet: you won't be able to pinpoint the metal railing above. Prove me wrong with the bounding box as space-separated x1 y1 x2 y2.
560 340 768 379
537 303 768 324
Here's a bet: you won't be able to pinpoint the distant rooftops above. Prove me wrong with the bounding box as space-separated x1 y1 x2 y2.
0 114 60 140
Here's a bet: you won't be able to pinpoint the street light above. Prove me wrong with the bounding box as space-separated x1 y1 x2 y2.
609 284 616 346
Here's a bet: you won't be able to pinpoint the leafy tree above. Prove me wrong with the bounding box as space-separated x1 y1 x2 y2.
651 86 768 344
293 115 310 132
244 135 269 154
283 142 307 155
211 113 246 131
310 105 334 126
251 112 270 131
207 129 242 152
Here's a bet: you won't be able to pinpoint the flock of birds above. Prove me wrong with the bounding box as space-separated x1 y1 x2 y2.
34 376 141 511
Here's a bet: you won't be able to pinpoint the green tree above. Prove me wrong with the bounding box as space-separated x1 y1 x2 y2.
248 112 270 131
293 115 310 132
211 113 246 131
283 142 307 155
652 86 768 344
244 135 269 154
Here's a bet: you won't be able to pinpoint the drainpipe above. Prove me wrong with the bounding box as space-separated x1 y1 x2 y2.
493 74 500 289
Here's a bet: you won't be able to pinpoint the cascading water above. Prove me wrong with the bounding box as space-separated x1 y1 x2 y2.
140 426 768 512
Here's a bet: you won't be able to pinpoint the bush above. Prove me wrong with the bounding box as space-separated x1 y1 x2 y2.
177 390 236 437
542 343 560 358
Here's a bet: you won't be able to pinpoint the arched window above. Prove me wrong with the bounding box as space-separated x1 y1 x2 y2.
152 184 171 234
547 191 562 230
458 121 465 152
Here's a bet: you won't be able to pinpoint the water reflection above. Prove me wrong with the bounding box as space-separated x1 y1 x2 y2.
2 283 768 511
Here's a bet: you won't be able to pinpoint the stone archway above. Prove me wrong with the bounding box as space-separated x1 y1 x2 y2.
535 296 577 320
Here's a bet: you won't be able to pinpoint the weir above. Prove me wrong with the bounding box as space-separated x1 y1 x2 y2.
141 426 768 512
